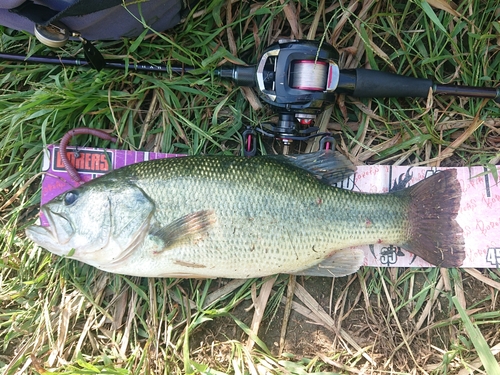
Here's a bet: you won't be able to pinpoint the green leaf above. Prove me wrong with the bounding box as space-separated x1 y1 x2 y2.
230 314 271 355
417 0 450 36
452 296 500 374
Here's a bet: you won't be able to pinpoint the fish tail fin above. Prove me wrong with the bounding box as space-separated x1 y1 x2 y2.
403 169 465 267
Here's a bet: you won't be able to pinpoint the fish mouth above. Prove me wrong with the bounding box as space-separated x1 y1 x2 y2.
25 207 75 254
44 206 75 244
25 223 61 254
25 223 52 241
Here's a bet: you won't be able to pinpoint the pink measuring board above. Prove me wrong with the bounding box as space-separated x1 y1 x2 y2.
39 145 500 269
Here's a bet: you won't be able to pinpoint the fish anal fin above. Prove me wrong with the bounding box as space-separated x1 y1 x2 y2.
294 248 365 277
151 210 217 253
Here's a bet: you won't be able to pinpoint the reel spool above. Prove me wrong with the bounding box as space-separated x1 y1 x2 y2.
256 40 339 110
290 60 329 91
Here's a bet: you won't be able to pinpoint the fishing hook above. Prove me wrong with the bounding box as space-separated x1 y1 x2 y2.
60 128 118 183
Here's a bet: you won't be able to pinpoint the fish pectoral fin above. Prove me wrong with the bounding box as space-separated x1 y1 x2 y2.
150 210 217 253
269 150 356 185
293 248 365 277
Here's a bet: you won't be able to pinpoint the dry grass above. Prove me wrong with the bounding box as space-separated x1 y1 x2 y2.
1 0 500 374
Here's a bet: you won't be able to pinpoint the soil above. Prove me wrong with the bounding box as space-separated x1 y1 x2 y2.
189 270 500 372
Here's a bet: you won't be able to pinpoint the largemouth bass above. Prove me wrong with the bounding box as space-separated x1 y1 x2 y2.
26 151 464 278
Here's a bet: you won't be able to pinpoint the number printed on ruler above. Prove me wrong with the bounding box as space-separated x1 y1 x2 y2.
486 247 500 268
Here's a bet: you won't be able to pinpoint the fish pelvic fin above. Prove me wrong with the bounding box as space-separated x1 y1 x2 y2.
150 210 217 253
293 248 365 277
402 169 465 267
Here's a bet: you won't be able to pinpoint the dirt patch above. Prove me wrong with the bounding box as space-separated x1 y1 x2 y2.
189 269 500 372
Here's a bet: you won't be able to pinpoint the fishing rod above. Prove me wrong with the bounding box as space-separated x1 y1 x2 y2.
0 51 193 74
2 39 499 154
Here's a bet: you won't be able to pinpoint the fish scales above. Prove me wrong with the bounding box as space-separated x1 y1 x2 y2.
107 156 409 277
26 152 464 278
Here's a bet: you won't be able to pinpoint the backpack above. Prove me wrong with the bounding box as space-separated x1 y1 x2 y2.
0 0 185 44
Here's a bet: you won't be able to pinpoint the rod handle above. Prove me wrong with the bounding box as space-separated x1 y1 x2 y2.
337 69 433 98
434 84 500 103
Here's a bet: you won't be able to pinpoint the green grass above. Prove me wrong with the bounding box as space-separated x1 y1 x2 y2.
1 0 500 374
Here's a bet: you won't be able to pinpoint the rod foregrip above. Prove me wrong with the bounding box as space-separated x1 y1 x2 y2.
337 69 433 98
217 65 256 87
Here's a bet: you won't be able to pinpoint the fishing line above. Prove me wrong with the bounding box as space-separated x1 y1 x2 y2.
290 60 328 91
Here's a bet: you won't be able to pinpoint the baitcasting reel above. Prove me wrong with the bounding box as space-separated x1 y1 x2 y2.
217 39 500 154
218 40 340 149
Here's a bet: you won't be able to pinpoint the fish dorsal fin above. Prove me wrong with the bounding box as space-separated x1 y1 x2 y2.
269 150 356 185
294 248 365 277
150 210 217 253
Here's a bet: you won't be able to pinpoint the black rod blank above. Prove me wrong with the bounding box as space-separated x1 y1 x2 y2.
0 52 194 74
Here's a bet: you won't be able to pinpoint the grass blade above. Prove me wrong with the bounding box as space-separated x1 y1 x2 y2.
452 296 500 374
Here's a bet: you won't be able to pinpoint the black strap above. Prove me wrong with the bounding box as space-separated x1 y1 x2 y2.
11 0 124 26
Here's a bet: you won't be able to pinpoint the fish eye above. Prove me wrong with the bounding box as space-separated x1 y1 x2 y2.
63 190 79 206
